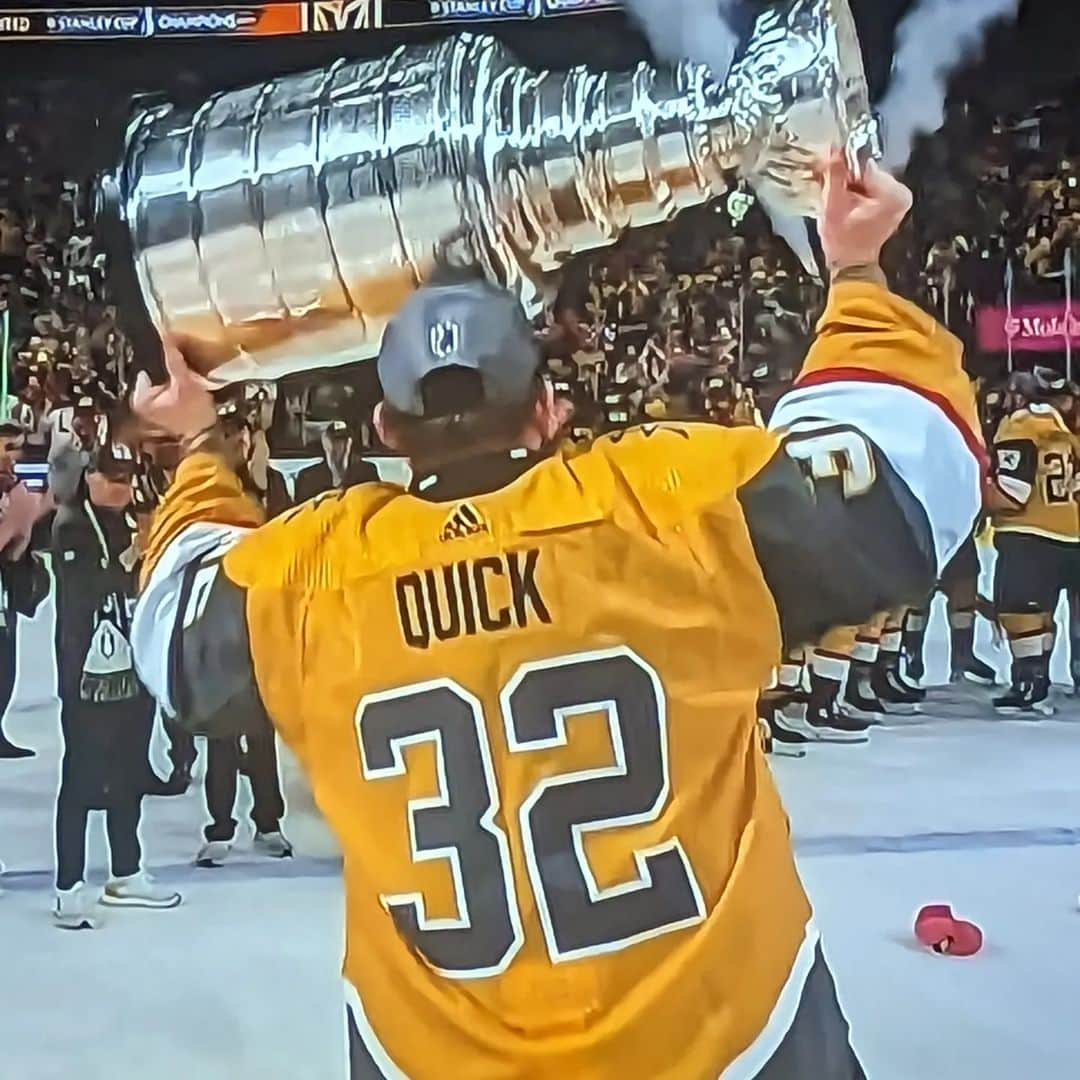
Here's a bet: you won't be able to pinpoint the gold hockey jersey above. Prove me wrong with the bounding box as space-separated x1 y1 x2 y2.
133 281 983 1079
992 404 1080 543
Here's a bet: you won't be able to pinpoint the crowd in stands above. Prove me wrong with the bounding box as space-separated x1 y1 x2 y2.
1 83 1078 510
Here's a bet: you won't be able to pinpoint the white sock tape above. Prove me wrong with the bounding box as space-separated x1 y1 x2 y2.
811 651 851 682
779 664 803 688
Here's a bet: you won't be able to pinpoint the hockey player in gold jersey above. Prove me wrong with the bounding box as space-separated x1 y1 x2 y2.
130 155 982 1078
989 369 1080 714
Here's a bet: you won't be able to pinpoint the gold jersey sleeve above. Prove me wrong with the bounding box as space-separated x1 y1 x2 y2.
992 406 1079 543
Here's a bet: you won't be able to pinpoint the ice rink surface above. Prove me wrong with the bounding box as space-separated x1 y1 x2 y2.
2 591 1079 1080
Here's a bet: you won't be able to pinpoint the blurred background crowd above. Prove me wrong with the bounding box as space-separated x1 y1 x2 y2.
2 88 1078 515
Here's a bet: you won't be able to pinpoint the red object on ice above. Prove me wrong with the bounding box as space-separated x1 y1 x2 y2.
914 904 983 957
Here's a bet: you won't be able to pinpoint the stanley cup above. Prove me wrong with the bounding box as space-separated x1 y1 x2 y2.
101 0 880 384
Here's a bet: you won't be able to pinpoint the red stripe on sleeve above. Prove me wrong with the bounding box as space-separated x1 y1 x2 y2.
794 367 990 475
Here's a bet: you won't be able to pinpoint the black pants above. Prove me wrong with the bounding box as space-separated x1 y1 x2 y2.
204 730 285 842
55 778 142 891
756 946 865 1079
0 625 18 739
995 532 1080 613
54 699 152 891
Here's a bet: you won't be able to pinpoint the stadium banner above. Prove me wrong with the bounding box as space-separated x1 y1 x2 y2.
0 1 619 40
977 302 1080 353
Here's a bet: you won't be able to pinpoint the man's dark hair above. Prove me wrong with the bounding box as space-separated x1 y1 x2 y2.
380 377 544 468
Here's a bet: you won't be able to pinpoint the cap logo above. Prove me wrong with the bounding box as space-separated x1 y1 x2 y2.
429 320 461 361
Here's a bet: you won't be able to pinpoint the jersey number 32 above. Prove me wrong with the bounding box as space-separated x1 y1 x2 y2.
356 647 706 980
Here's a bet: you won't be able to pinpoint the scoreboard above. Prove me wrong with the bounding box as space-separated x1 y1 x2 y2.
0 1 619 40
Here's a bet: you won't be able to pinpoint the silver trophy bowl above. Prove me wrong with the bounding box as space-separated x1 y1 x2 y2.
101 0 880 384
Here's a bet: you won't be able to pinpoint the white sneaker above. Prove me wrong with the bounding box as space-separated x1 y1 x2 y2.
253 831 294 859
54 882 103 930
195 839 233 868
102 871 182 909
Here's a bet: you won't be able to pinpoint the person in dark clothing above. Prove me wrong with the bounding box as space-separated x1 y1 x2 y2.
196 727 291 867
51 443 181 928
0 420 50 759
195 412 293 867
293 421 378 504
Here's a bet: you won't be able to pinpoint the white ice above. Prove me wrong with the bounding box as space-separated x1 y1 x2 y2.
2 580 1078 1080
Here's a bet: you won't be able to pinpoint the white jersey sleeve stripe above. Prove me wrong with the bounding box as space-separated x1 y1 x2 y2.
770 380 982 574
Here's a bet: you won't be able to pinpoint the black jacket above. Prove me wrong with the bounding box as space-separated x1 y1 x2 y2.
0 545 49 634
293 454 379 506
52 498 140 700
52 497 155 803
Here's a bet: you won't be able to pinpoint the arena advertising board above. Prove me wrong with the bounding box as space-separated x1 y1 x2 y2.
977 302 1080 353
0 0 618 39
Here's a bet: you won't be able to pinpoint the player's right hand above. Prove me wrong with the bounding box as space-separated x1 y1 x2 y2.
819 149 913 274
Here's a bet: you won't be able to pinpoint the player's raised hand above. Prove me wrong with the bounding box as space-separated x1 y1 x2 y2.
131 335 217 445
818 148 913 274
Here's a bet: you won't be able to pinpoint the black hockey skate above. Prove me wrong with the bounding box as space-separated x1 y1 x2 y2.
950 625 997 686
902 634 926 684
759 693 812 757
872 661 925 715
995 657 1054 717
904 650 925 685
805 669 871 743
764 688 870 745
806 697 871 744
841 664 886 723
951 655 998 687
902 612 928 685
1032 676 1055 716
993 679 1054 717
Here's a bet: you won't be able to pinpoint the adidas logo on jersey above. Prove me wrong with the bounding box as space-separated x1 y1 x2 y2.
440 502 489 542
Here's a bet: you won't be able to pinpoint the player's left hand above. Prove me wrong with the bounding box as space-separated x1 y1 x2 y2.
131 335 217 446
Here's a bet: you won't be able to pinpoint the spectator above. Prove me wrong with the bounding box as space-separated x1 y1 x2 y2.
0 420 50 759
294 420 378 504
51 442 181 929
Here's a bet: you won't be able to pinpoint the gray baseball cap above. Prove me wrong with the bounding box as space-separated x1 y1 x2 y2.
377 278 541 418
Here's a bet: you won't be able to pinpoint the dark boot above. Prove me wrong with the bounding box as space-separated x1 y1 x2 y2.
807 671 870 743
950 621 997 685
872 655 926 714
760 689 814 748
902 611 928 684
841 662 886 722
994 657 1053 716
